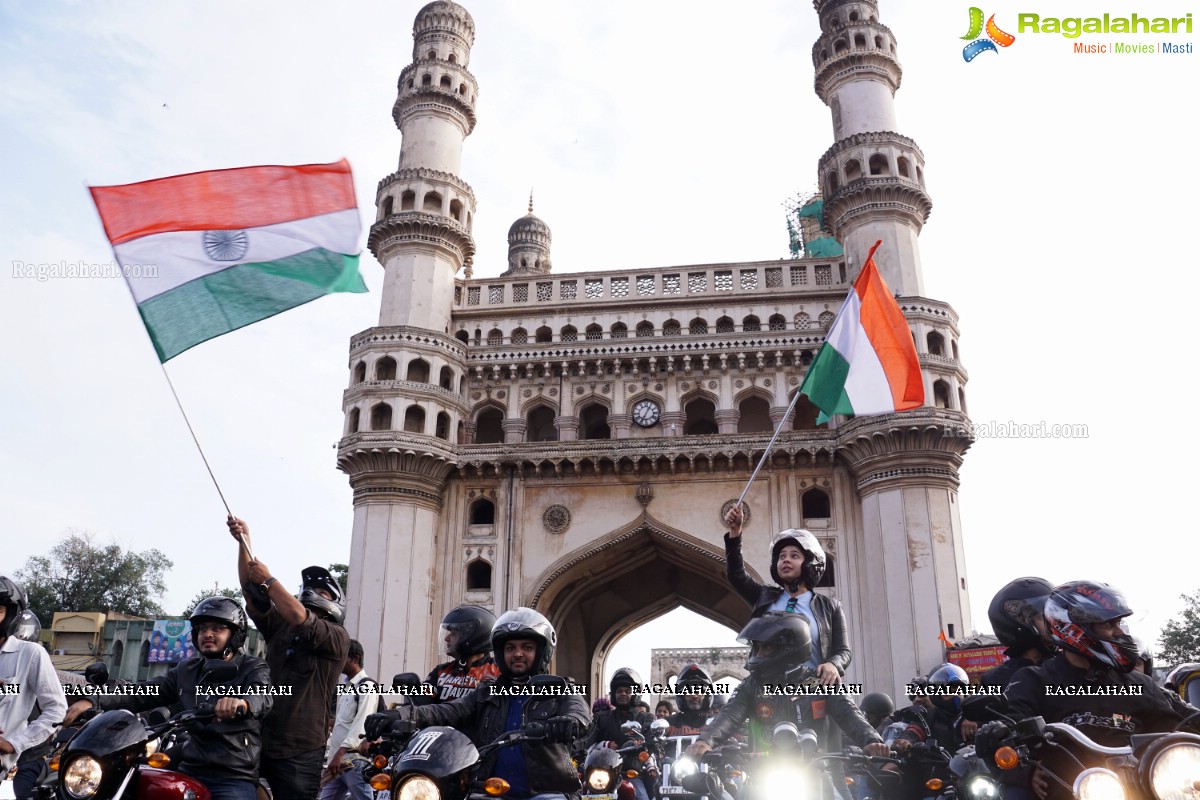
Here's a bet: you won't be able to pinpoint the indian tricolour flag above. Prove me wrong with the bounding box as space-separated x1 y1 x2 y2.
798 240 924 423
90 159 366 362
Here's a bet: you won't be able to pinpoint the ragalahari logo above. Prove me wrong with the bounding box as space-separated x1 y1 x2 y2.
962 7 1016 61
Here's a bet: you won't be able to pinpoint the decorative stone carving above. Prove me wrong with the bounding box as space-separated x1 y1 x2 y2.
720 499 751 526
543 504 571 533
636 482 654 507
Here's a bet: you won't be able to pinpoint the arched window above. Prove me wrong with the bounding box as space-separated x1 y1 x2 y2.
352 361 366 384
585 324 603 341
663 319 681 336
470 498 495 525
684 397 718 435
526 406 558 441
768 314 787 331
560 325 578 342
348 408 360 433
536 326 553 343
435 412 450 440
827 170 840 195
426 49 436 60
475 408 504 444
636 321 655 337
466 560 492 591
854 33 866 47
439 366 453 390
927 331 945 356
737 396 772 433
611 322 628 338
421 73 432 86
449 198 463 221
370 403 392 431
375 357 397 381
139 639 150 666
934 380 952 409
869 154 889 176
440 75 452 90
844 159 862 181
406 358 430 383
112 639 124 669
401 190 416 211
381 196 393 217
958 388 967 414
897 156 911 178
818 311 835 328
403 405 426 434
511 327 528 345
792 395 823 430
802 487 831 519
580 404 611 440
952 340 960 360
689 317 708 335
422 191 442 213
487 328 503 346
795 312 812 330
742 315 760 332
455 330 469 344
716 316 735 333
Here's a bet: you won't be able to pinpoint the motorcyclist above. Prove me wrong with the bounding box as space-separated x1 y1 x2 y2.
976 581 1199 800
419 604 500 704
980 577 1055 689
686 612 888 759
859 692 896 733
723 505 850 685
894 663 971 750
365 607 591 798
666 664 714 735
588 667 656 800
62 596 274 800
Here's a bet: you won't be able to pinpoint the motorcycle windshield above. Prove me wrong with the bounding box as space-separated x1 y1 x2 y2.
394 726 480 777
66 709 150 758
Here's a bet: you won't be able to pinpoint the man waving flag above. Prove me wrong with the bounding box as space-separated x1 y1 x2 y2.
90 159 366 362
798 240 924 423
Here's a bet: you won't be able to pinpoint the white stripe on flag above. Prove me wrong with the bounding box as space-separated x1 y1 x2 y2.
824 291 894 414
115 208 360 303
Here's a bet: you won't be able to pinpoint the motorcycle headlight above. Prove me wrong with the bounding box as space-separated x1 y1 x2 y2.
399 774 442 800
62 755 104 799
761 768 808 800
1147 741 1200 800
964 774 1000 800
588 768 615 791
1074 768 1126 800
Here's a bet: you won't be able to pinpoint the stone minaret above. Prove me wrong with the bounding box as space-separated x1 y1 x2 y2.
340 1 478 679
812 0 973 698
813 0 932 296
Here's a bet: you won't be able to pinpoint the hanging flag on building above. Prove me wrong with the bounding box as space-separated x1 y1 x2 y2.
90 159 366 362
798 240 923 423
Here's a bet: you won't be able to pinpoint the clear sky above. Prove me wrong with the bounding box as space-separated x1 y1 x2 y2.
2 1 1197 686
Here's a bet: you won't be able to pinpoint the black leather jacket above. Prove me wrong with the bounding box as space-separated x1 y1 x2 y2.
95 654 273 784
724 534 852 675
587 706 655 745
698 676 881 752
411 677 591 794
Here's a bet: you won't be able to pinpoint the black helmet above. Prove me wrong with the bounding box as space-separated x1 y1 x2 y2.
675 663 714 712
0 576 30 639
926 663 970 715
1045 580 1138 673
768 529 826 589
190 596 248 654
1165 663 1200 707
491 607 557 678
11 609 42 643
738 611 813 682
441 605 496 659
988 577 1053 655
609 667 644 705
300 566 346 625
860 692 895 721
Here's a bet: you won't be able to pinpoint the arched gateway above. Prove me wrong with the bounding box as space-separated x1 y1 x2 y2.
339 0 974 704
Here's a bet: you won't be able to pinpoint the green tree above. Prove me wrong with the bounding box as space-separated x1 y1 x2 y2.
1157 589 1200 667
328 563 349 594
16 531 172 626
181 586 244 618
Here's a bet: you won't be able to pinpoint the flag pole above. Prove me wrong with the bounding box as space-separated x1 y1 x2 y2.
735 386 806 510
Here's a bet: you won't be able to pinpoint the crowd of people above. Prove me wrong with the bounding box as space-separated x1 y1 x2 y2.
1 506 1198 800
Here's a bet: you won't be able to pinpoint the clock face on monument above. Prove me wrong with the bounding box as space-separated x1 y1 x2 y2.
632 399 660 428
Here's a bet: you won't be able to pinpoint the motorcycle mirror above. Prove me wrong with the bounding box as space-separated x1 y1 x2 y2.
392 672 422 690
84 663 109 686
650 719 669 734
199 658 238 683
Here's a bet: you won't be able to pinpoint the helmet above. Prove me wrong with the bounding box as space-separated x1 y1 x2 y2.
190 596 249 654
769 529 826 588
988 577 1053 655
11 610 42 643
441 605 496 659
609 667 644 705
1045 580 1138 673
926 663 970 715
738 611 813 682
1165 663 1200 707
491 607 556 678
860 692 895 721
675 663 714 713
0 576 30 639
709 693 729 714
300 566 346 625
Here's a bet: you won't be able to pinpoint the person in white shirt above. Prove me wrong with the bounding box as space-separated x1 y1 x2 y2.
319 639 375 800
0 576 67 798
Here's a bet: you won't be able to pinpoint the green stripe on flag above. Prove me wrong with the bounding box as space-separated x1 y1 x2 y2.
139 248 366 361
798 343 854 424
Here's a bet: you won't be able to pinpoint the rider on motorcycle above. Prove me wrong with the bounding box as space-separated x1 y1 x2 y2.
686 612 888 758
976 581 1199 799
894 663 972 750
666 664 714 735
366 607 591 798
420 604 501 704
62 596 274 800
980 578 1055 689
588 668 656 800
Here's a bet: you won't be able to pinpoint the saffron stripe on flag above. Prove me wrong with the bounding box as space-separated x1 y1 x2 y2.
854 253 924 409
90 160 357 245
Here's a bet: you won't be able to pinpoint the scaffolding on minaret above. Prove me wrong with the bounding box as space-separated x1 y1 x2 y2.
783 190 844 259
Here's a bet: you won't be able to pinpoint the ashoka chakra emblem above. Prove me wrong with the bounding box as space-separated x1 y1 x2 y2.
542 505 571 534
203 229 249 261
